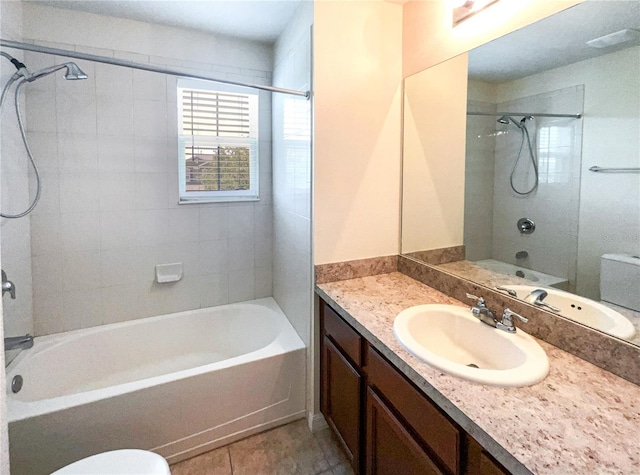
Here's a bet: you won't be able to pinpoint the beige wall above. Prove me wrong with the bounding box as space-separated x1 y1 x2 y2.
403 0 583 77
313 0 403 265
401 54 468 252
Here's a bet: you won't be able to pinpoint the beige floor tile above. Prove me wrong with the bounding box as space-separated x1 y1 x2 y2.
170 447 232 475
314 428 350 468
331 463 355 475
229 420 330 475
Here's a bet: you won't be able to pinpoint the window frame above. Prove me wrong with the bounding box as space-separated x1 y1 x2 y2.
177 78 260 204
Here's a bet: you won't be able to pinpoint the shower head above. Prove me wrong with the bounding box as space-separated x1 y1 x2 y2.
27 62 88 82
63 62 88 80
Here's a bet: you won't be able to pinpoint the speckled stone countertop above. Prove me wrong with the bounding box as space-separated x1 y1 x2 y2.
316 272 640 475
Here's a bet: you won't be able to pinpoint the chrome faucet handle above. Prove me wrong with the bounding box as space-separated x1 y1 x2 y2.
1 269 16 299
503 308 528 323
465 293 484 305
495 286 517 297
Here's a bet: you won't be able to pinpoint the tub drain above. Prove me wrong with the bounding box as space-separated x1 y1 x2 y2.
467 364 479 369
11 375 23 393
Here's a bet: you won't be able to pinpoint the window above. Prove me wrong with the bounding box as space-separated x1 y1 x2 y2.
177 79 259 203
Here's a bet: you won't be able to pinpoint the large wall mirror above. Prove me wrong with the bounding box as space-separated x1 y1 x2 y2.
401 0 640 347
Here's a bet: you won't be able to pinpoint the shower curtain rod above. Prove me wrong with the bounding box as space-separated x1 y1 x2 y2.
0 39 310 99
467 111 582 119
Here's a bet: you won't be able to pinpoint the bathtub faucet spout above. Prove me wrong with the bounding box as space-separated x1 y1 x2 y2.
4 334 33 351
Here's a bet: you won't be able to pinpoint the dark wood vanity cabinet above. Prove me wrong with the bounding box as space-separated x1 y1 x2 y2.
319 298 511 475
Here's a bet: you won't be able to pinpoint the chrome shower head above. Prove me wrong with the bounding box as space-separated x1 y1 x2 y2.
63 62 88 80
497 115 510 124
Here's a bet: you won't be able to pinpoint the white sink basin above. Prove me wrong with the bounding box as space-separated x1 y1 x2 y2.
500 285 636 340
393 305 549 387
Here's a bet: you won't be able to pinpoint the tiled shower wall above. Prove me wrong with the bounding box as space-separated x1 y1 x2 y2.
23 9 275 335
0 0 34 359
491 86 583 287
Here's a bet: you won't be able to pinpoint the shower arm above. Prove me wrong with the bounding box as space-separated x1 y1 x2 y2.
1 39 311 99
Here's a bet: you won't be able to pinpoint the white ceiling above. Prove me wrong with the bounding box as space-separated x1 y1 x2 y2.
469 0 640 83
27 0 307 43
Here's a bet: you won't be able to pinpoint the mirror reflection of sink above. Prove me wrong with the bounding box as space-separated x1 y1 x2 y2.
500 285 636 340
393 304 549 387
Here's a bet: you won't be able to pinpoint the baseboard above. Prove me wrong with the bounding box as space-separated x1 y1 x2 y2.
307 412 328 432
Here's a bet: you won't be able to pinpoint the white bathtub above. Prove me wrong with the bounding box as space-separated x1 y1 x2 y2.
6 298 306 475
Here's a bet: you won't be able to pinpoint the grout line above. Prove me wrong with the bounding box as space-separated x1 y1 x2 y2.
227 446 234 475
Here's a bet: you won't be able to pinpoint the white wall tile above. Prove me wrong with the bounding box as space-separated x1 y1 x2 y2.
136 209 170 246
97 135 135 173
57 133 99 173
102 284 141 324
61 212 101 253
228 269 254 303
63 288 104 331
167 208 199 243
56 92 97 135
227 204 254 238
133 69 167 101
59 173 99 212
133 100 167 137
198 272 229 307
99 173 135 211
25 89 57 133
31 253 63 298
134 136 169 174
101 247 140 286
200 206 228 240
30 213 62 256
100 211 137 250
62 250 102 291
199 239 229 275
228 237 254 271
96 95 134 137
95 62 133 99
135 173 168 209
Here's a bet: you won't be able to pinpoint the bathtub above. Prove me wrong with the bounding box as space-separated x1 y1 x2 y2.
6 297 306 475
474 259 569 289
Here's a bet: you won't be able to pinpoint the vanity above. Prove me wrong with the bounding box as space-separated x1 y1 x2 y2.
316 271 640 475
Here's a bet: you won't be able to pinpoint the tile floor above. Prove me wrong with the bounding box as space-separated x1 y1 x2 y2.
170 420 354 475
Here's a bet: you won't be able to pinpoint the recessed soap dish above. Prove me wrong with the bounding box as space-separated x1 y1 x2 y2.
155 262 183 283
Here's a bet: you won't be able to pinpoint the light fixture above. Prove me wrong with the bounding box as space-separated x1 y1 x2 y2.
452 0 500 25
586 29 640 48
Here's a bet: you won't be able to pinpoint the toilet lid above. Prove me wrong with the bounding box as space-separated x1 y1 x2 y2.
51 449 171 475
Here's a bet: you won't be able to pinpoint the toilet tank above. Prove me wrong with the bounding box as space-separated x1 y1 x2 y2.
600 254 640 312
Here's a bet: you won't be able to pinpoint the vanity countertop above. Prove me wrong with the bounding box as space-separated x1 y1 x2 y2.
316 272 640 475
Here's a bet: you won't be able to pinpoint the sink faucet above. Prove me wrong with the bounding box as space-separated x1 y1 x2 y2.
524 289 560 312
466 293 499 327
466 293 529 333
4 334 33 351
1 269 16 299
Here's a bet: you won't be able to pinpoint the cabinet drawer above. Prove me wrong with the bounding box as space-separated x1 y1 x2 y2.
366 345 460 475
322 302 362 367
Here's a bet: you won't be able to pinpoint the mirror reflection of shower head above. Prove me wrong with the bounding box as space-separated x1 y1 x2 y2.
63 62 88 80
497 115 510 124
28 62 88 82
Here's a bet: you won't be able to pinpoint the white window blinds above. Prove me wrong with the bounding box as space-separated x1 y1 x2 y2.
177 79 259 202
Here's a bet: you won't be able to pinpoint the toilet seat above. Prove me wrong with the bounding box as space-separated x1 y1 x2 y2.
51 449 171 475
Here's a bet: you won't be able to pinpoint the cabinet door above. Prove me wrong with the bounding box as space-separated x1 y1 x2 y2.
366 388 443 475
321 336 362 471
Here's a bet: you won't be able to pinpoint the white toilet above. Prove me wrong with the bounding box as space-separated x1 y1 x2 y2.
600 253 640 312
51 449 171 475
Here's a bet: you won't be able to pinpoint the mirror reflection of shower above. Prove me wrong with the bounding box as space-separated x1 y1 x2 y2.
497 114 538 195
0 51 87 219
464 97 584 291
